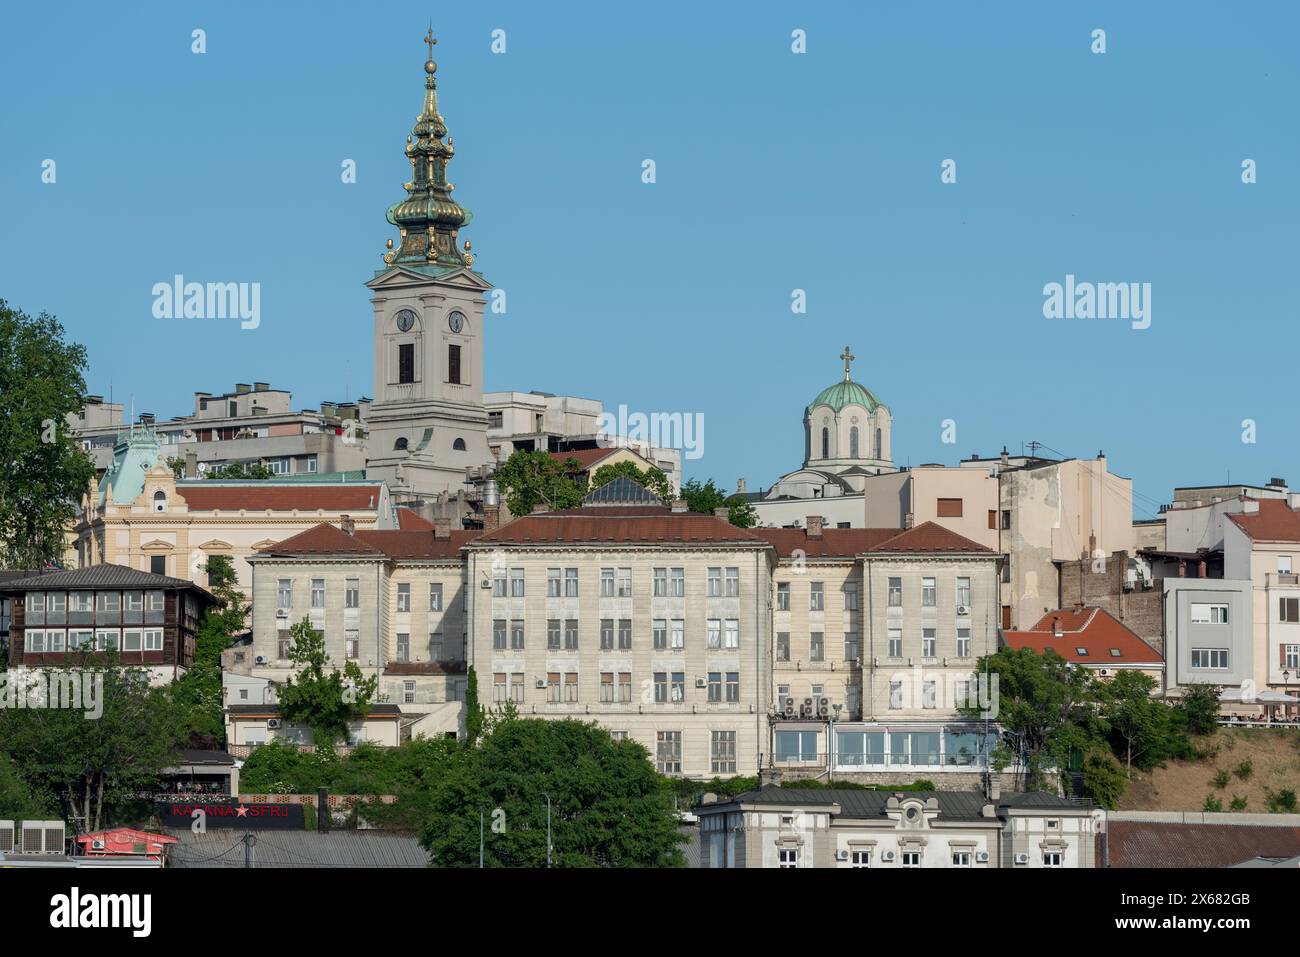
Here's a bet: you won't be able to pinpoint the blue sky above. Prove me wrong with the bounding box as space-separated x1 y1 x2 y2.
2 1 1297 519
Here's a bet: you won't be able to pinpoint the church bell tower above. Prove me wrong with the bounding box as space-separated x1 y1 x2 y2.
364 29 492 501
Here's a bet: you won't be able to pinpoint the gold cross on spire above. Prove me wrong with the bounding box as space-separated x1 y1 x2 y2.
424 25 437 59
840 345 855 381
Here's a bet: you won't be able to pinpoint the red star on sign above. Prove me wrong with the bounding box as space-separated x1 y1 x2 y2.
235 806 248 817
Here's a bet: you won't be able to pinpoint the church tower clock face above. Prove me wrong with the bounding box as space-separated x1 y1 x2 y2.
395 309 417 332
447 310 465 333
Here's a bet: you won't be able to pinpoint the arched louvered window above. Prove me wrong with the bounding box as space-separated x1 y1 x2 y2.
850 427 860 458
821 428 829 459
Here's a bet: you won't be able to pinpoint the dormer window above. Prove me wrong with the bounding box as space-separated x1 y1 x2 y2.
152 491 166 512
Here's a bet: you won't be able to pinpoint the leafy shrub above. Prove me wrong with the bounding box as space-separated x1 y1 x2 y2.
1203 795 1223 812
1230 795 1248 811
1212 770 1230 789
1234 759 1254 781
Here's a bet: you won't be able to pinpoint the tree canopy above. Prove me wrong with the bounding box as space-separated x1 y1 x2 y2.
0 301 94 568
170 556 249 748
680 477 758 528
277 618 378 746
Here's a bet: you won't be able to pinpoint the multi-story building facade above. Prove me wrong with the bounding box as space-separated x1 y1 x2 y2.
1 565 214 685
1225 497 1300 701
464 503 774 776
72 426 392 594
696 785 1097 868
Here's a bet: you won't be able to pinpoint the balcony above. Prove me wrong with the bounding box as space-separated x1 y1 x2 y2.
1270 573 1300 587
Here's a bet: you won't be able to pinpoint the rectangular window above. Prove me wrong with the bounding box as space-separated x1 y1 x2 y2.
510 620 525 650
1286 645 1300 669
776 582 790 611
396 583 410 613
25 592 45 624
510 568 525 597
956 627 971 658
655 673 670 704
1043 852 1063 867
345 630 359 659
68 629 93 651
618 618 632 650
311 579 325 609
653 567 668 597
707 619 721 649
922 628 936 658
447 343 461 385
493 619 507 650
510 673 524 703
888 577 902 607
398 343 415 384
345 579 360 609
1002 509 1011 530
600 672 615 703
618 673 631 703
710 730 737 774
26 630 45 653
952 852 971 867
851 850 871 868
1192 603 1230 624
493 673 507 703
600 568 615 597
707 671 723 703
956 578 971 608
901 851 921 868
725 567 739 597
396 633 410 663
564 568 578 597
564 672 578 703
548 568 562 597
889 680 904 709
810 631 824 662
150 555 167 575
96 629 119 651
726 672 739 703
97 592 121 616
669 568 684 597
724 619 739 649
1281 598 1300 623
778 848 799 869
777 631 790 662
708 567 722 597
549 619 562 651
277 579 292 610
617 568 632 597
1191 648 1229 669
599 619 613 650
843 582 858 611
670 672 685 702
403 680 416 705
922 577 936 607
122 629 142 652
670 619 685 650
936 497 963 517
652 619 667 650
547 672 561 703
888 627 902 658
810 581 824 612
845 632 859 661
987 509 997 530
492 572 507 597
564 619 578 650
656 731 682 774
429 633 442 660
775 730 819 762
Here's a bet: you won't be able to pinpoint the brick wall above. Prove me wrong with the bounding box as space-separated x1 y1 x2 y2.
1058 551 1164 652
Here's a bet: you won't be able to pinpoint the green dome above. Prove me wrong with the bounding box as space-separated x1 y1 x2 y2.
806 379 883 414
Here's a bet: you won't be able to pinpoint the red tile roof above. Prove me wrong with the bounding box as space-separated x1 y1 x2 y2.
867 522 995 554
176 483 383 512
755 527 901 558
473 507 768 546
1228 499 1300 542
395 508 434 531
257 523 479 560
1005 607 1163 665
1101 821 1300 868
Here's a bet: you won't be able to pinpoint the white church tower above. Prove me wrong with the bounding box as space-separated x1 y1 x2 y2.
364 30 492 500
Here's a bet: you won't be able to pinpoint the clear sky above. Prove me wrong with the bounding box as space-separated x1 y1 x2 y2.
2 1 1297 519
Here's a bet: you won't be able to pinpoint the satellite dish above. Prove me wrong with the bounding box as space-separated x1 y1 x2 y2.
196 462 208 473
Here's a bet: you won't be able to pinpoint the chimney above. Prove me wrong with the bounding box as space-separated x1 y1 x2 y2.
184 451 198 478
1198 559 1207 579
713 507 731 523
1178 560 1187 578
340 514 355 536
531 504 549 514
736 478 747 495
1000 446 1010 467
671 499 688 513
806 515 824 538
433 518 452 540
1052 616 1062 638
482 503 502 531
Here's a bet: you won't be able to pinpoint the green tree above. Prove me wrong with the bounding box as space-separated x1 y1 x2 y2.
589 460 674 504
495 449 587 516
1097 670 1185 775
1081 752 1127 810
464 665 483 746
961 647 1100 790
680 478 758 528
170 556 249 747
0 751 56 820
0 659 182 830
1177 683 1221 736
418 718 687 867
0 301 95 568
277 618 378 747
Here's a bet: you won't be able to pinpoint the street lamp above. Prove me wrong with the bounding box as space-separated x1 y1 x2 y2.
1284 670 1292 721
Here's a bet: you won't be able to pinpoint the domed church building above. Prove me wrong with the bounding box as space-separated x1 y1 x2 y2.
751 347 896 527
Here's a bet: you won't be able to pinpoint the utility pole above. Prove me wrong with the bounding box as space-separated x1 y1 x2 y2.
242 831 256 868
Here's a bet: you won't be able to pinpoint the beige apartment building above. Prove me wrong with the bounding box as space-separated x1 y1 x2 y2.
73 427 391 595
464 504 775 777
1225 498 1300 699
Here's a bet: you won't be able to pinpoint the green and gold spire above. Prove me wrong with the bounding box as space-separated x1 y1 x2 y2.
384 27 475 270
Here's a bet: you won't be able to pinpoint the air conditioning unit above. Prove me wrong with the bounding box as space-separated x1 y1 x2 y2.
835 849 849 861
956 605 970 616
801 697 814 718
275 609 288 619
535 679 546 689
91 839 106 850
0 821 13 854
975 851 989 863
255 655 268 665
19 821 64 855
1014 852 1030 865
781 696 796 719
266 718 282 730
695 678 707 689
881 850 896 862
1098 669 1111 677
817 696 831 718
479 579 492 589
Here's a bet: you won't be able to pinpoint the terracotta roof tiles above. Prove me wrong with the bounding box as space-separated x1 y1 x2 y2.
176 483 383 512
1004 607 1163 665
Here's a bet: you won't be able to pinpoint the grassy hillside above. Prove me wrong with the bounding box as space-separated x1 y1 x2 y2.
1120 727 1300 812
